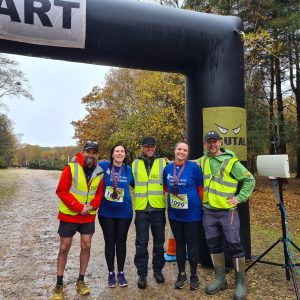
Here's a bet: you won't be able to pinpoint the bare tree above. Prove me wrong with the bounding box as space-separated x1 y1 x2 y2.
0 54 33 103
139 0 182 8
159 0 181 7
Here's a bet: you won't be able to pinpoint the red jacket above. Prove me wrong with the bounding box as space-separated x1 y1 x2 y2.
56 152 104 223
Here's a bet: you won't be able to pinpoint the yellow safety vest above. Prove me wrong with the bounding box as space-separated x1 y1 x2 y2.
132 158 166 210
59 163 103 216
200 156 238 209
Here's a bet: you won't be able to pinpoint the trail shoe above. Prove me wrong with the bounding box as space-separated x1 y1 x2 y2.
76 280 91 296
205 253 228 295
52 285 64 300
137 276 147 289
175 273 187 289
117 272 128 287
154 272 165 283
190 274 200 290
108 272 117 288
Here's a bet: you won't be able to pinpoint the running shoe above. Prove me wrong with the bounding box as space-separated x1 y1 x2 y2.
137 276 147 289
117 271 128 287
175 273 187 289
154 272 165 283
52 285 64 300
190 274 200 290
108 272 117 288
76 280 91 295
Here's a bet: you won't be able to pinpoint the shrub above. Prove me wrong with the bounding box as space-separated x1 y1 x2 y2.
0 157 8 169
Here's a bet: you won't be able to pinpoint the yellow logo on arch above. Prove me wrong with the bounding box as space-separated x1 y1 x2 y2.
203 107 247 161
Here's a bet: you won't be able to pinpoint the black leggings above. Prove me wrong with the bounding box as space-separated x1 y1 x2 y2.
99 216 132 272
169 220 201 275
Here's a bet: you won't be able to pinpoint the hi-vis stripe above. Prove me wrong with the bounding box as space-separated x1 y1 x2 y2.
134 158 164 184
69 163 100 196
202 156 237 188
203 187 235 198
134 158 164 197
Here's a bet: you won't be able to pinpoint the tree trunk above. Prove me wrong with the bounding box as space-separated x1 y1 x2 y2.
269 56 275 154
296 97 300 178
289 34 300 178
274 57 286 154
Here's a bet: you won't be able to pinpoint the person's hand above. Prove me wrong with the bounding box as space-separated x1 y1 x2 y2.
177 194 185 200
80 204 91 215
85 204 94 212
227 197 240 207
164 157 172 164
71 156 77 163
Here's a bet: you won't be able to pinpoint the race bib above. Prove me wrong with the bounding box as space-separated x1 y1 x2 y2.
170 194 188 209
104 186 124 202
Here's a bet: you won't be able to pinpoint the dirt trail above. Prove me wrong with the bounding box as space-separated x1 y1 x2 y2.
0 169 297 300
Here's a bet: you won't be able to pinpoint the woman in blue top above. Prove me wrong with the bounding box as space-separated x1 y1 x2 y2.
98 144 134 288
163 142 203 291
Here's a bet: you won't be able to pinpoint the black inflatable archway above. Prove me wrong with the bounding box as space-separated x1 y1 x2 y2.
0 0 250 260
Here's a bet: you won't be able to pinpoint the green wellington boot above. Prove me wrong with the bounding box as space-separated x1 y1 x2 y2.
233 257 247 300
205 253 228 295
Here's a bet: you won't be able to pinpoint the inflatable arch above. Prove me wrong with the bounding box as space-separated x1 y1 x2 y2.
0 0 250 261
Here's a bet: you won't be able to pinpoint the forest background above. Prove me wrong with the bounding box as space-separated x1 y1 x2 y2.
1 0 300 177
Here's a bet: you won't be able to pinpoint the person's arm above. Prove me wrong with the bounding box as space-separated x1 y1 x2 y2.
163 168 169 194
127 166 135 189
89 175 104 210
56 165 84 213
230 162 255 203
194 163 204 203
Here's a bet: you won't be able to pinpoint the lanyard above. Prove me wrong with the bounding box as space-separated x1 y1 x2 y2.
173 161 186 195
111 164 122 199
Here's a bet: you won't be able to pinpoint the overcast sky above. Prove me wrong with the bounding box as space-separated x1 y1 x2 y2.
5 55 110 147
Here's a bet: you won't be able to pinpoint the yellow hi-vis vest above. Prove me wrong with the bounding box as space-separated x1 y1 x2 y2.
132 158 166 210
200 156 239 209
59 163 103 216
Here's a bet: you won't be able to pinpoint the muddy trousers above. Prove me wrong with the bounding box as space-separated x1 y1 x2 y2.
169 220 201 275
202 208 244 258
99 216 132 272
134 211 166 277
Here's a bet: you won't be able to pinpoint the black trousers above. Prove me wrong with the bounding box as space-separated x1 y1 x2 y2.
134 210 166 277
99 216 132 272
169 219 201 275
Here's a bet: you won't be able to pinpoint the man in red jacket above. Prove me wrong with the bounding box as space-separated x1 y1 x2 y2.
52 141 104 300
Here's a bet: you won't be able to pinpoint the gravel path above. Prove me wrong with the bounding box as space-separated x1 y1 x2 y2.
0 169 297 300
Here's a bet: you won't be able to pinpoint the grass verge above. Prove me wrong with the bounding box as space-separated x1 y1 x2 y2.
0 169 21 204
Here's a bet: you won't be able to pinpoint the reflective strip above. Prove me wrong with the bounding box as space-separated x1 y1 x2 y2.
134 158 164 185
70 187 96 196
70 186 88 196
89 165 103 183
148 191 164 196
71 163 101 197
134 159 139 181
219 159 230 178
204 186 209 192
134 193 147 197
202 157 237 188
213 177 237 188
159 158 164 184
208 188 235 198
134 191 164 197
135 182 147 186
73 163 79 187
135 179 161 185
148 179 162 184
201 156 208 170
